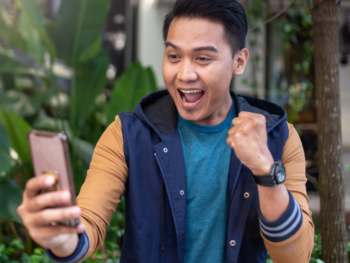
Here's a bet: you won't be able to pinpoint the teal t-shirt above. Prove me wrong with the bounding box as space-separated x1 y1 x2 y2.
177 101 235 263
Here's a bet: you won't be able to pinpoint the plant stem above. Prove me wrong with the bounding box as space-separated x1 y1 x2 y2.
8 221 20 239
25 230 32 254
249 0 295 32
0 221 3 244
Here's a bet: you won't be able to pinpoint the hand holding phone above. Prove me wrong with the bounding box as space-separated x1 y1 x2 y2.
28 130 79 227
17 130 85 254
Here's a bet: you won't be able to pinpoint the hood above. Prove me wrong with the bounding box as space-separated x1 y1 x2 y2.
134 90 287 138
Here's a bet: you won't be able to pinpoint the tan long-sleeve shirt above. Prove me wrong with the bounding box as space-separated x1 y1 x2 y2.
77 116 314 262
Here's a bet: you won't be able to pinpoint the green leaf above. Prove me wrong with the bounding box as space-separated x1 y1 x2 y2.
78 38 102 63
0 11 26 51
55 0 110 65
145 67 158 94
69 51 109 133
71 137 94 165
33 110 71 135
0 179 23 223
19 12 45 64
0 108 32 164
44 19 57 44
0 48 31 74
33 247 44 255
0 122 14 176
283 23 292 33
107 62 158 124
10 239 24 250
18 0 56 59
21 253 31 263
1 73 16 91
0 90 38 117
315 259 324 263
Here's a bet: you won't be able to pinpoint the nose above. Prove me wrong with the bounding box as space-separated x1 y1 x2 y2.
177 59 198 82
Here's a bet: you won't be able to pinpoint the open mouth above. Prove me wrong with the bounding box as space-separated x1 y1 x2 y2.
178 89 205 106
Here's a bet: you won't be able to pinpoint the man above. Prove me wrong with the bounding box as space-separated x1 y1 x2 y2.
17 0 314 262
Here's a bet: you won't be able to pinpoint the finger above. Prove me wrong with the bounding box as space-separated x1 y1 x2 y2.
30 223 85 241
25 175 57 199
238 111 259 118
31 206 81 226
226 136 235 148
239 111 266 125
232 117 250 127
27 190 72 212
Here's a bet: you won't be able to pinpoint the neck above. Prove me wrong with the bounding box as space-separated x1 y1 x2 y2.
192 92 233 126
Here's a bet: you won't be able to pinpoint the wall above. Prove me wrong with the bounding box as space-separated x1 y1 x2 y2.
137 0 171 88
339 5 350 148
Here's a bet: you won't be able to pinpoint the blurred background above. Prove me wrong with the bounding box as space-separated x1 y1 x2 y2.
0 0 349 262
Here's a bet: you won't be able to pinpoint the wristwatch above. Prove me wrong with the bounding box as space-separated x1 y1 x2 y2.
250 160 286 187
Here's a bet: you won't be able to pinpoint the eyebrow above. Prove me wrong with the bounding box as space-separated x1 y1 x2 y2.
165 41 218 53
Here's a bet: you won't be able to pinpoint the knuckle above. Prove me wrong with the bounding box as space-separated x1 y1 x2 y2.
33 196 41 209
238 111 246 117
240 126 248 135
64 208 74 219
22 218 30 227
17 204 24 216
40 210 49 222
26 177 37 189
249 117 257 125
256 114 266 124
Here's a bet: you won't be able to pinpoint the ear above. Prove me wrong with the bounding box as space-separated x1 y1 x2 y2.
232 48 249 76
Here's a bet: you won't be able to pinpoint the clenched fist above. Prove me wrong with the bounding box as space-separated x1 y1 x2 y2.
226 112 274 176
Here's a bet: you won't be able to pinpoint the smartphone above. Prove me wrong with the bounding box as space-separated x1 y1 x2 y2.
28 129 80 228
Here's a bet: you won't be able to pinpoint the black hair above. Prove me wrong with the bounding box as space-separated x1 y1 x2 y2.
162 0 248 55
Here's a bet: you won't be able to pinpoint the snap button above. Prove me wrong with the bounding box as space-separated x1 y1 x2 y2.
230 240 236 247
180 190 184 195
244 192 250 198
163 148 168 153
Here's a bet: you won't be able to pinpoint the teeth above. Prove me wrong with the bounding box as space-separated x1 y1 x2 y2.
180 89 202 94
182 94 187 102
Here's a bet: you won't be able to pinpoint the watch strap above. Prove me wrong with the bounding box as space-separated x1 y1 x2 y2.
251 162 279 187
251 173 278 187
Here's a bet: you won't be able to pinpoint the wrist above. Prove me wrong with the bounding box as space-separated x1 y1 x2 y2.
50 233 79 258
251 158 274 176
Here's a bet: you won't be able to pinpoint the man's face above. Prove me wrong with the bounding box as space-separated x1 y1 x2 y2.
163 17 244 126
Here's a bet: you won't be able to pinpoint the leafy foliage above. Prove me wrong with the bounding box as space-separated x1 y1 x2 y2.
0 234 341 263
244 0 314 124
107 62 158 124
0 0 157 261
0 122 14 175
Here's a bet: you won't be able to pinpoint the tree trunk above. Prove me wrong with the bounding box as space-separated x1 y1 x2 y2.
312 1 347 262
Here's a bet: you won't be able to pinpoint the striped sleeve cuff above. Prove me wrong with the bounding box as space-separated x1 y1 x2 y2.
46 232 89 263
258 190 303 242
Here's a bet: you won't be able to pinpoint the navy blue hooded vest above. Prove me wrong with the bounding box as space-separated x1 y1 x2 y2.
118 90 289 263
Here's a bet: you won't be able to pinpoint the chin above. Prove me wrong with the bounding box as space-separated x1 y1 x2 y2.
177 108 202 122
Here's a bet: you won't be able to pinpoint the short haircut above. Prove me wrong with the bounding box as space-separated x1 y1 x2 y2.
162 0 248 56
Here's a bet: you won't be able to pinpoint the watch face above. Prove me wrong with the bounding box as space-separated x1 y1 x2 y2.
275 162 286 183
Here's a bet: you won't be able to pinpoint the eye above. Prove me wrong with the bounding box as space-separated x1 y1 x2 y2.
168 54 181 63
197 57 211 62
